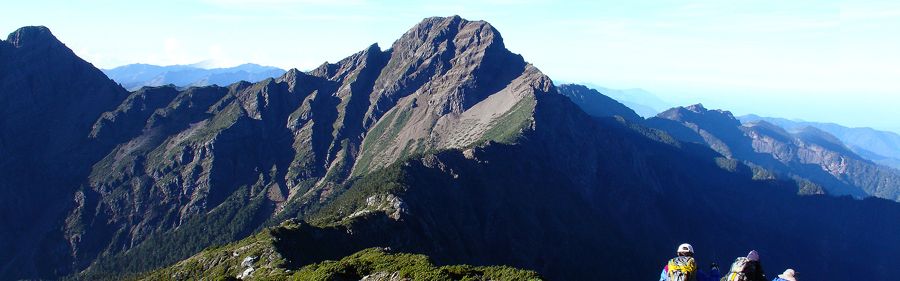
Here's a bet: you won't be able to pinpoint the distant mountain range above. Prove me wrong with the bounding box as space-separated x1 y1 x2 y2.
102 63 286 90
740 114 900 170
557 84 642 122
568 84 900 172
647 104 900 201
574 83 673 117
3 17 900 281
554 82 900 201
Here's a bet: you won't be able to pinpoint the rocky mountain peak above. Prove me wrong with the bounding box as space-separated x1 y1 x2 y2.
685 103 735 119
685 103 707 112
276 68 305 90
279 68 301 81
387 16 507 79
309 43 383 80
659 103 739 126
396 15 503 50
344 15 548 173
5 26 61 49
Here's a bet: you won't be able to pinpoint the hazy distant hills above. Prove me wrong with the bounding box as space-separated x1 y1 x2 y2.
575 83 673 117
557 84 642 122
572 83 900 171
102 63 286 90
740 114 900 170
3 18 900 281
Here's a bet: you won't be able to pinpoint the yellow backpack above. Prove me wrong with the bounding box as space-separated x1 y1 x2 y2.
667 256 697 281
724 257 751 281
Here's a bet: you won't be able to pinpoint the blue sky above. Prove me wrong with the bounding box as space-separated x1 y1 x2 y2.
2 0 899 132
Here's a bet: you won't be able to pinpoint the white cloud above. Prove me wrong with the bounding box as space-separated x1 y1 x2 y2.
203 44 240 68
162 37 191 65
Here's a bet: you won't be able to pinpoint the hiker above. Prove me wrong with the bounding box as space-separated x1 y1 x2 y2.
722 250 766 281
773 269 797 281
660 243 698 281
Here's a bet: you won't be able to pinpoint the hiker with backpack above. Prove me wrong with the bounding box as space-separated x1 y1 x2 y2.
722 250 766 281
772 269 797 281
659 243 698 281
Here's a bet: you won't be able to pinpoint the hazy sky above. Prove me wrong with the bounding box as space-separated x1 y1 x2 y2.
2 0 898 132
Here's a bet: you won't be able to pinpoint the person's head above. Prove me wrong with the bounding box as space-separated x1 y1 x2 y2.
676 243 694 257
747 250 760 262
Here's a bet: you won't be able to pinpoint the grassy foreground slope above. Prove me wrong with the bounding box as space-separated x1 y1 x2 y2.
140 220 541 281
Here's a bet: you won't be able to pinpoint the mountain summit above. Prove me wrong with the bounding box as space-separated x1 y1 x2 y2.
5 26 60 48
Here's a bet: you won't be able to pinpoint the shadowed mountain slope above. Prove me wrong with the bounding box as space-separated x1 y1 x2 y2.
0 26 129 278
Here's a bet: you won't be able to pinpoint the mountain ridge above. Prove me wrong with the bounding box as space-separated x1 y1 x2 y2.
649 104 900 201
740 114 900 170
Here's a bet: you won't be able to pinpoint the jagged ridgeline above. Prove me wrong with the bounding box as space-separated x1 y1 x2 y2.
1 16 899 281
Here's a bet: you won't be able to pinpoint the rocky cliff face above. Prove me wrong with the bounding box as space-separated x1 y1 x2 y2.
350 16 552 174
650 104 900 200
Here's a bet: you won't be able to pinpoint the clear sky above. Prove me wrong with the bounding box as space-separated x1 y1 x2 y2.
2 0 898 132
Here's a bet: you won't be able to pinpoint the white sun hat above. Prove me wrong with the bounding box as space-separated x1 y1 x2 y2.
778 269 797 281
677 243 694 254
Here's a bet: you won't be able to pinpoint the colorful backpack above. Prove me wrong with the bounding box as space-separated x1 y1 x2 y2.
723 257 750 281
667 256 697 281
